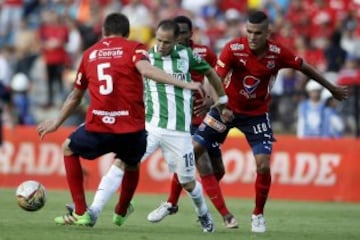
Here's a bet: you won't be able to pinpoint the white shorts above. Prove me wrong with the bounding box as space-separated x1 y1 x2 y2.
142 124 195 183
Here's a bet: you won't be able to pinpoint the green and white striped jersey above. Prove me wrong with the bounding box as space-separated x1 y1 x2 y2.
145 44 211 132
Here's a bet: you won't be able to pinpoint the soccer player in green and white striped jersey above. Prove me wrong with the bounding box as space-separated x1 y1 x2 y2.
145 39 209 132
140 19 227 232
79 19 228 232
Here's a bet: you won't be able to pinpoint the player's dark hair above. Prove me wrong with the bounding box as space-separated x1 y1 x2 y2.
248 10 268 24
174 15 192 31
157 19 180 37
103 13 130 37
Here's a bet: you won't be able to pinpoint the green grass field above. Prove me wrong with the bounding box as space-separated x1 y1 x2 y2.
1 189 359 240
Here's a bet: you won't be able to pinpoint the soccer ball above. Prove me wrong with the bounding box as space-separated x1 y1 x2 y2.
16 180 47 211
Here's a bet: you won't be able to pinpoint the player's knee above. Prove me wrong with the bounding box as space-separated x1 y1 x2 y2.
254 154 271 173
257 164 270 173
209 155 225 180
178 174 195 190
196 153 214 175
181 179 196 192
113 158 125 170
62 139 73 156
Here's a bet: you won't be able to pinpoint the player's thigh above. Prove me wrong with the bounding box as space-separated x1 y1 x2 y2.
161 133 195 184
140 129 161 162
196 151 213 175
114 130 147 166
237 113 275 155
68 125 111 159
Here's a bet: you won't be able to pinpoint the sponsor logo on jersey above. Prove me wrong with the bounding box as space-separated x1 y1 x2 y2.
267 60 275 69
89 50 98 60
203 115 227 133
193 47 207 55
172 72 186 81
230 43 244 51
92 109 129 117
176 59 187 72
234 52 249 57
89 48 123 60
243 75 260 94
269 44 280 54
239 58 247 66
92 110 123 124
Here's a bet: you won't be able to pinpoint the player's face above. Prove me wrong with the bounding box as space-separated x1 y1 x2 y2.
177 23 192 46
246 21 269 51
156 28 177 56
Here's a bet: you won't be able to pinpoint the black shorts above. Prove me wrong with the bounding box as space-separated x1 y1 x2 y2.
191 124 221 158
68 125 147 166
193 108 276 155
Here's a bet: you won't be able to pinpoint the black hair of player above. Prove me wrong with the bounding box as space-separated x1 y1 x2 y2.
103 13 130 37
173 15 192 31
248 10 268 24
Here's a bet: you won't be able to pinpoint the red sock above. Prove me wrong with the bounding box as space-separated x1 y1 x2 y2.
253 171 271 215
115 168 139 216
201 174 230 217
64 155 86 215
167 173 182 206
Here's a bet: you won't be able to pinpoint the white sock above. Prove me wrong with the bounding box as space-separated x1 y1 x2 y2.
89 165 124 215
186 181 208 216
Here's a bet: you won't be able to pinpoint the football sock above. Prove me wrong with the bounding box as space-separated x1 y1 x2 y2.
90 164 124 214
64 155 86 215
167 173 182 206
115 168 139 216
186 181 208 216
201 174 230 217
253 171 271 215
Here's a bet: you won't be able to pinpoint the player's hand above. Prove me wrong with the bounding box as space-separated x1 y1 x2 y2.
330 85 349 101
37 119 59 140
185 81 202 92
212 101 234 123
194 95 213 116
220 108 234 123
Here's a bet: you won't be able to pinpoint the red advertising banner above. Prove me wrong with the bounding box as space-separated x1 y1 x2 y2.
1 126 359 202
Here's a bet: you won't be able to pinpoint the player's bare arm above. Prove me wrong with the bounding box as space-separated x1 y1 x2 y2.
193 78 215 116
37 88 85 140
203 68 231 121
204 68 226 98
136 60 202 91
300 62 348 101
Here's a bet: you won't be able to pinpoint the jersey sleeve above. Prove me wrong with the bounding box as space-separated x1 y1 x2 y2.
74 57 88 90
204 46 217 67
278 45 303 70
215 42 233 78
189 48 211 74
132 43 149 64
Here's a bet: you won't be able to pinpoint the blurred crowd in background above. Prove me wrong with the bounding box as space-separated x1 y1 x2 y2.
0 0 359 137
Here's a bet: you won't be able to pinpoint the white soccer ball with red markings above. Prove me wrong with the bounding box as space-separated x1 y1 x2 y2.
16 180 47 211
